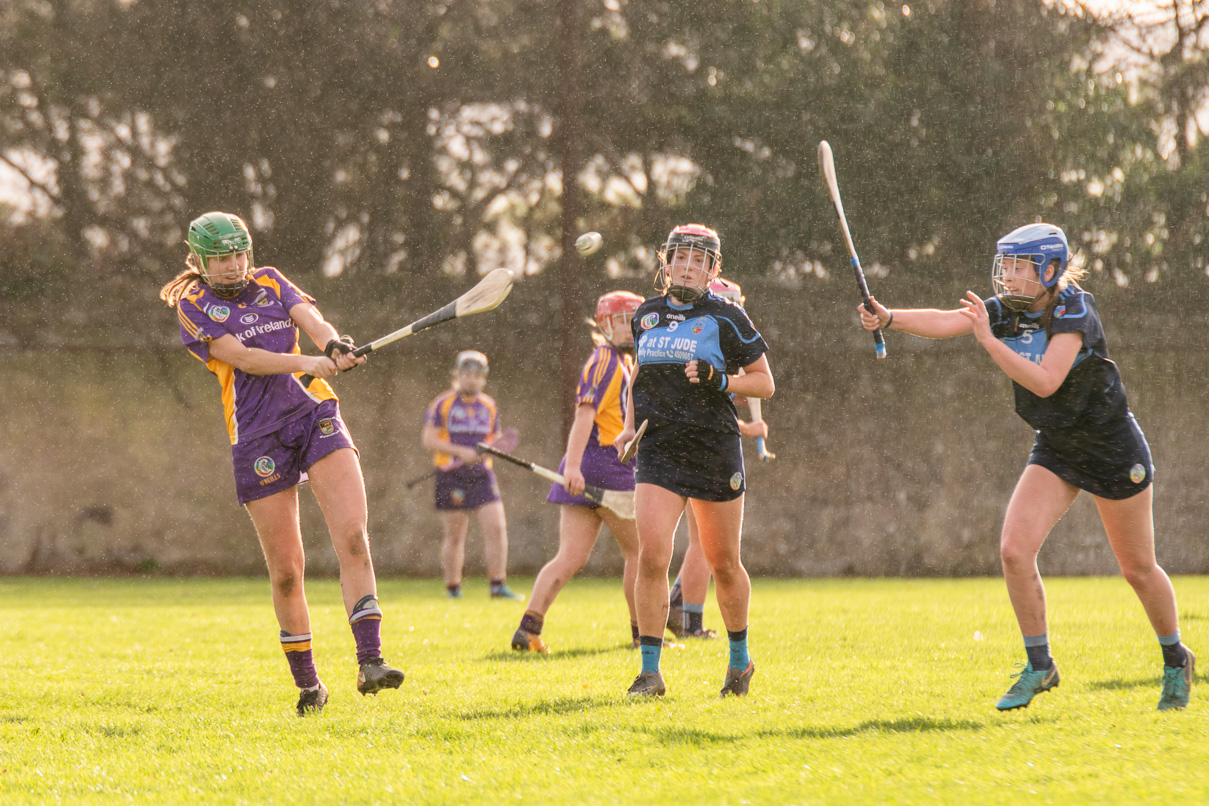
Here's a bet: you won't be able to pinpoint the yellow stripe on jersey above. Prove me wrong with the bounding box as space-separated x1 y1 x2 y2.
594 363 627 447
432 393 458 469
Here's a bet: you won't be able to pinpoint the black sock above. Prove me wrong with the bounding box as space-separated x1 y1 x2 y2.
686 611 704 634
520 611 544 635
1024 634 1052 671
1161 641 1187 668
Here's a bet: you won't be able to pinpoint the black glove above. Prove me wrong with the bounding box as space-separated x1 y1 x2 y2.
324 335 355 360
696 363 728 391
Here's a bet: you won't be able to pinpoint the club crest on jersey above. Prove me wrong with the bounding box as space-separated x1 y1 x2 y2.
254 456 276 478
208 305 231 323
256 294 274 307
318 418 336 436
1130 463 1147 484
730 472 743 491
640 313 659 330
240 313 259 325
691 321 704 335
1053 305 1066 318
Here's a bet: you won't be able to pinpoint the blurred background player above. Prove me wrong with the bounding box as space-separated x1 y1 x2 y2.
422 350 523 601
859 222 1194 712
666 278 770 640
617 224 774 699
161 211 404 716
511 291 644 654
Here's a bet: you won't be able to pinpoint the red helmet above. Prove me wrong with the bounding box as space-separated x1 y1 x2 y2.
709 278 744 308
595 290 644 348
657 224 721 302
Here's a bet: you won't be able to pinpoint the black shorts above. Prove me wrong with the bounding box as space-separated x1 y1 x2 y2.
635 420 746 502
1028 412 1153 500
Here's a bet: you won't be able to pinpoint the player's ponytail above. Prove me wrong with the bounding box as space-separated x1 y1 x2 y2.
159 258 203 308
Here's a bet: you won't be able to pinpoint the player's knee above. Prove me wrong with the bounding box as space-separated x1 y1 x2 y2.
1118 559 1157 589
273 566 304 598
998 531 1035 569
339 527 370 558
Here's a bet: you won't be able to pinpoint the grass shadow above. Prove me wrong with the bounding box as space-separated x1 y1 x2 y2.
1086 677 1156 692
455 695 616 721
479 645 625 663
633 716 987 747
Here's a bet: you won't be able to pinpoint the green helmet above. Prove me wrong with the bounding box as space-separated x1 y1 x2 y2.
187 211 253 297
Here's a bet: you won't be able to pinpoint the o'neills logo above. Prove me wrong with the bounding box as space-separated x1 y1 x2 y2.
640 313 659 330
208 305 231 323
254 456 276 478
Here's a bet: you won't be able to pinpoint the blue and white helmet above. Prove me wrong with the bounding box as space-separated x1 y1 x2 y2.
992 223 1070 312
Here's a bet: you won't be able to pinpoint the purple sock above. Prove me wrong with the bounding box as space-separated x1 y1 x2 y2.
349 595 383 664
280 631 320 689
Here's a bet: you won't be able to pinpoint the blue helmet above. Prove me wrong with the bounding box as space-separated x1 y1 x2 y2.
992 223 1070 312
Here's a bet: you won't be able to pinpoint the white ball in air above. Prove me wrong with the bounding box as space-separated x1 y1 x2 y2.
575 231 603 256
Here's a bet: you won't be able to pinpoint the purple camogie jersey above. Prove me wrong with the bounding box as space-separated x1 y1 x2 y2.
566 344 636 490
176 266 338 445
424 391 501 470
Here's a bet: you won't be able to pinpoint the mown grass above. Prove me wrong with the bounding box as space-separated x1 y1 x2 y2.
1 576 1206 804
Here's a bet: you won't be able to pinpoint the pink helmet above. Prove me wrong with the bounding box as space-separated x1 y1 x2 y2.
595 290 644 347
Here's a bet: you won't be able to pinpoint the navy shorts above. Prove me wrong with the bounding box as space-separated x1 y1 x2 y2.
635 420 745 502
435 465 501 511
1028 412 1153 500
231 400 357 506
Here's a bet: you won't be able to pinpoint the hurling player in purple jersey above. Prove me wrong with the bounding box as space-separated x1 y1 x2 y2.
615 224 774 700
511 291 643 655
421 351 523 601
860 222 1194 712
161 211 404 716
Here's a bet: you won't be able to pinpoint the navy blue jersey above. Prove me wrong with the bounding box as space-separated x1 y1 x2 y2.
631 292 768 434
986 286 1129 429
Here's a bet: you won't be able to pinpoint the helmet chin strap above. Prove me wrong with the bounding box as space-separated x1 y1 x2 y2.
668 284 702 303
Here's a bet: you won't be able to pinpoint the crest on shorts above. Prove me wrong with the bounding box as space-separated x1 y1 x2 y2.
318 418 336 436
729 472 743 490
208 305 230 323
254 456 276 478
451 488 466 505
640 312 659 330
1129 463 1147 484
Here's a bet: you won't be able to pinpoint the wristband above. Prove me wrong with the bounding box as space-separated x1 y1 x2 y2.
885 311 894 329
325 336 355 359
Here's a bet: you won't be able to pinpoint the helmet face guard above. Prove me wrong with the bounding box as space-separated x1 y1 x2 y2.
657 224 721 303
453 350 489 393
992 223 1070 313
188 212 254 299
595 291 644 349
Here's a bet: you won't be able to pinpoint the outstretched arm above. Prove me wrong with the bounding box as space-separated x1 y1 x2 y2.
858 295 973 340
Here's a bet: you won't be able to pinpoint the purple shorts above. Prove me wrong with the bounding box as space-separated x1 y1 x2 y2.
435 465 501 511
546 444 636 507
231 399 357 506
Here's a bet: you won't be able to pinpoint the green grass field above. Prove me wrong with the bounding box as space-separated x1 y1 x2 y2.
2 576 1206 804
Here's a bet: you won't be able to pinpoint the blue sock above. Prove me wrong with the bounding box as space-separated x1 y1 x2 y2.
1158 630 1187 668
1023 633 1052 670
727 628 750 670
639 635 662 674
